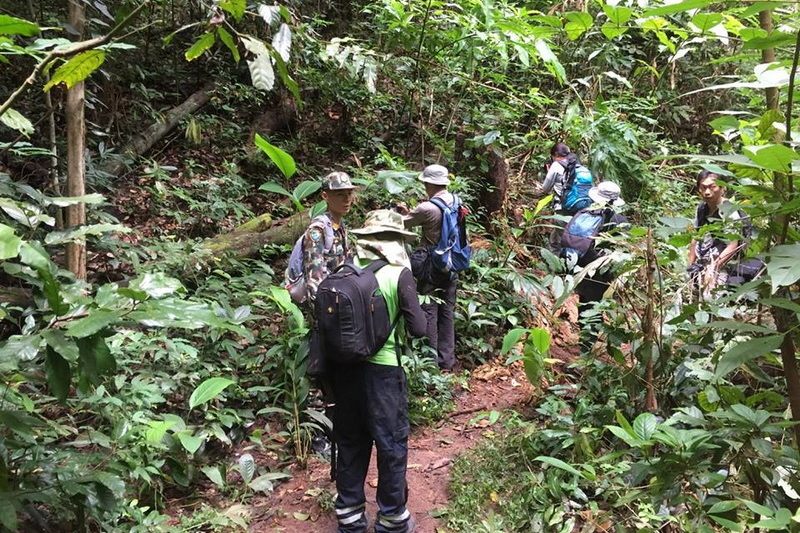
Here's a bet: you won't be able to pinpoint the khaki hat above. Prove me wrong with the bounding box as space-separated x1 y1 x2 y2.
323 171 356 190
418 164 451 186
588 181 625 206
351 209 417 242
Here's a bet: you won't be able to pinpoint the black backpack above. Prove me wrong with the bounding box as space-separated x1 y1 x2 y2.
314 260 398 364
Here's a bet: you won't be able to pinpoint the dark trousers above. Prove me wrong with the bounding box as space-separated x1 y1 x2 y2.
421 274 457 370
332 363 411 533
576 272 614 351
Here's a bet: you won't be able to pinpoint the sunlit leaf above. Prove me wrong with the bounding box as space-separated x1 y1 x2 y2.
44 50 106 90
0 108 34 135
219 0 245 21
0 224 21 259
500 328 527 355
766 244 800 292
189 377 235 409
254 134 296 178
177 432 204 454
185 32 215 61
0 14 39 36
534 455 586 478
217 27 240 63
242 36 275 91
564 12 592 40
272 23 291 62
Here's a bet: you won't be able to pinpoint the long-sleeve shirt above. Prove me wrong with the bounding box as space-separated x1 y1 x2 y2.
540 160 566 211
403 190 455 246
301 214 349 303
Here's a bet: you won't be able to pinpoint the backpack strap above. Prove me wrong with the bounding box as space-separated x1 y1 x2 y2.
428 195 450 212
562 153 580 190
365 259 404 365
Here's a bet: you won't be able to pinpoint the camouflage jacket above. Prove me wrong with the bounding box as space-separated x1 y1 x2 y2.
302 213 350 303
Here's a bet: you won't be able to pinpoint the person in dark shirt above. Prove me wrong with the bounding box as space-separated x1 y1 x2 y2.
330 209 426 533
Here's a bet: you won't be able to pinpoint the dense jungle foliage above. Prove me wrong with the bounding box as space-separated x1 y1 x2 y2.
2 0 800 531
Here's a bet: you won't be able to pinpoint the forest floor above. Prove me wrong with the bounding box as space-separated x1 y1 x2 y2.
246 341 578 533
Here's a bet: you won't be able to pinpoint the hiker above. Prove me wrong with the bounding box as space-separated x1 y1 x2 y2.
283 170 356 462
396 164 461 372
687 170 752 299
285 171 357 305
539 142 572 252
563 181 628 351
331 209 426 533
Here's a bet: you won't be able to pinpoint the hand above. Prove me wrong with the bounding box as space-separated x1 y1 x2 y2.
394 202 409 215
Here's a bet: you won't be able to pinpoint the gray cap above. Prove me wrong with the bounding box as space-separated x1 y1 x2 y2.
418 164 451 186
323 171 356 190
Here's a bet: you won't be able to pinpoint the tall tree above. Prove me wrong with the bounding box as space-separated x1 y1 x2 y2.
65 0 86 279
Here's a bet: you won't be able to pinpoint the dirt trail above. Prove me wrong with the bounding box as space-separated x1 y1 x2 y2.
248 361 537 532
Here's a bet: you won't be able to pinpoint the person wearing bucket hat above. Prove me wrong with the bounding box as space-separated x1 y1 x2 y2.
396 164 462 371
565 180 628 352
588 181 625 207
330 209 426 533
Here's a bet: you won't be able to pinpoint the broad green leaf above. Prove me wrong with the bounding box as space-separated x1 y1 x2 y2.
130 272 184 299
564 12 592 40
744 144 798 173
177 432 204 454
44 50 106 91
691 13 723 33
742 31 796 51
752 508 792 530
642 0 712 17
268 286 305 331
272 23 291 62
42 330 79 361
716 335 783 378
219 0 246 21
534 39 565 84
254 134 296 178
202 466 226 488
146 420 177 443
273 53 302 106
709 115 739 133
45 223 128 245
239 453 255 485
258 182 292 196
0 335 42 371
217 27 240 63
65 311 118 338
741 498 774 517
710 515 744 531
0 14 39 36
633 413 657 440
45 348 71 404
606 425 647 447
189 377 235 409
0 498 17 532
534 456 586 478
709 500 740 514
528 327 550 355
601 22 627 40
250 472 290 493
293 180 321 201
0 224 21 259
242 36 275 91
19 241 52 270
0 108 34 135
603 5 632 25
766 244 800 292
76 334 115 390
185 32 215 61
500 328 527 355
45 193 105 207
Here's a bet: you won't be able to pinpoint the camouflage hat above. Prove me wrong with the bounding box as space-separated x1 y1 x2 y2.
323 171 356 190
351 209 417 242
418 164 450 186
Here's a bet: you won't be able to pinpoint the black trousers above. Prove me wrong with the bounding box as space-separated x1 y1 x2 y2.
576 272 614 351
331 363 412 533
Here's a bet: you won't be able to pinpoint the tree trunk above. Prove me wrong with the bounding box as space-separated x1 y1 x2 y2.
65 0 86 279
100 84 214 177
643 228 658 412
760 10 780 112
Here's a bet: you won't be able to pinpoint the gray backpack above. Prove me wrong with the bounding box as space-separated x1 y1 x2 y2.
285 214 334 304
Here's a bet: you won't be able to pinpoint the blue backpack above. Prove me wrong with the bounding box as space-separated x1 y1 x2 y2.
560 208 610 263
561 154 593 214
429 195 471 273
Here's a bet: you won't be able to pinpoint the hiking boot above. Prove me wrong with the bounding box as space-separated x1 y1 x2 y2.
405 516 417 533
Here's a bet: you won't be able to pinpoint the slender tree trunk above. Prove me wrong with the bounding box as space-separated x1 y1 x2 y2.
760 10 780 111
65 0 86 279
644 229 658 412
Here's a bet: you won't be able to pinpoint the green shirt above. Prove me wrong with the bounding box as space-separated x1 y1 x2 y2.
355 257 404 366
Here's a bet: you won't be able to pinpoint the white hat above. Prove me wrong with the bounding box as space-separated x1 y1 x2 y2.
588 181 625 206
418 164 450 186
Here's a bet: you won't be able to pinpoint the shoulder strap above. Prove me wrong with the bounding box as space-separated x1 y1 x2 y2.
562 154 579 189
429 196 448 212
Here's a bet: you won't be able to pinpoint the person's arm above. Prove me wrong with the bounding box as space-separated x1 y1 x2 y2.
302 225 327 303
688 240 697 265
539 165 561 194
397 268 427 338
716 240 740 269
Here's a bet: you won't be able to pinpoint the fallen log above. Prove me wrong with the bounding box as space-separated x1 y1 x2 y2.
189 209 313 268
100 83 215 177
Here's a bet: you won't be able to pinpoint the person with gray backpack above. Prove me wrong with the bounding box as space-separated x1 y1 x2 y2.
285 171 357 305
